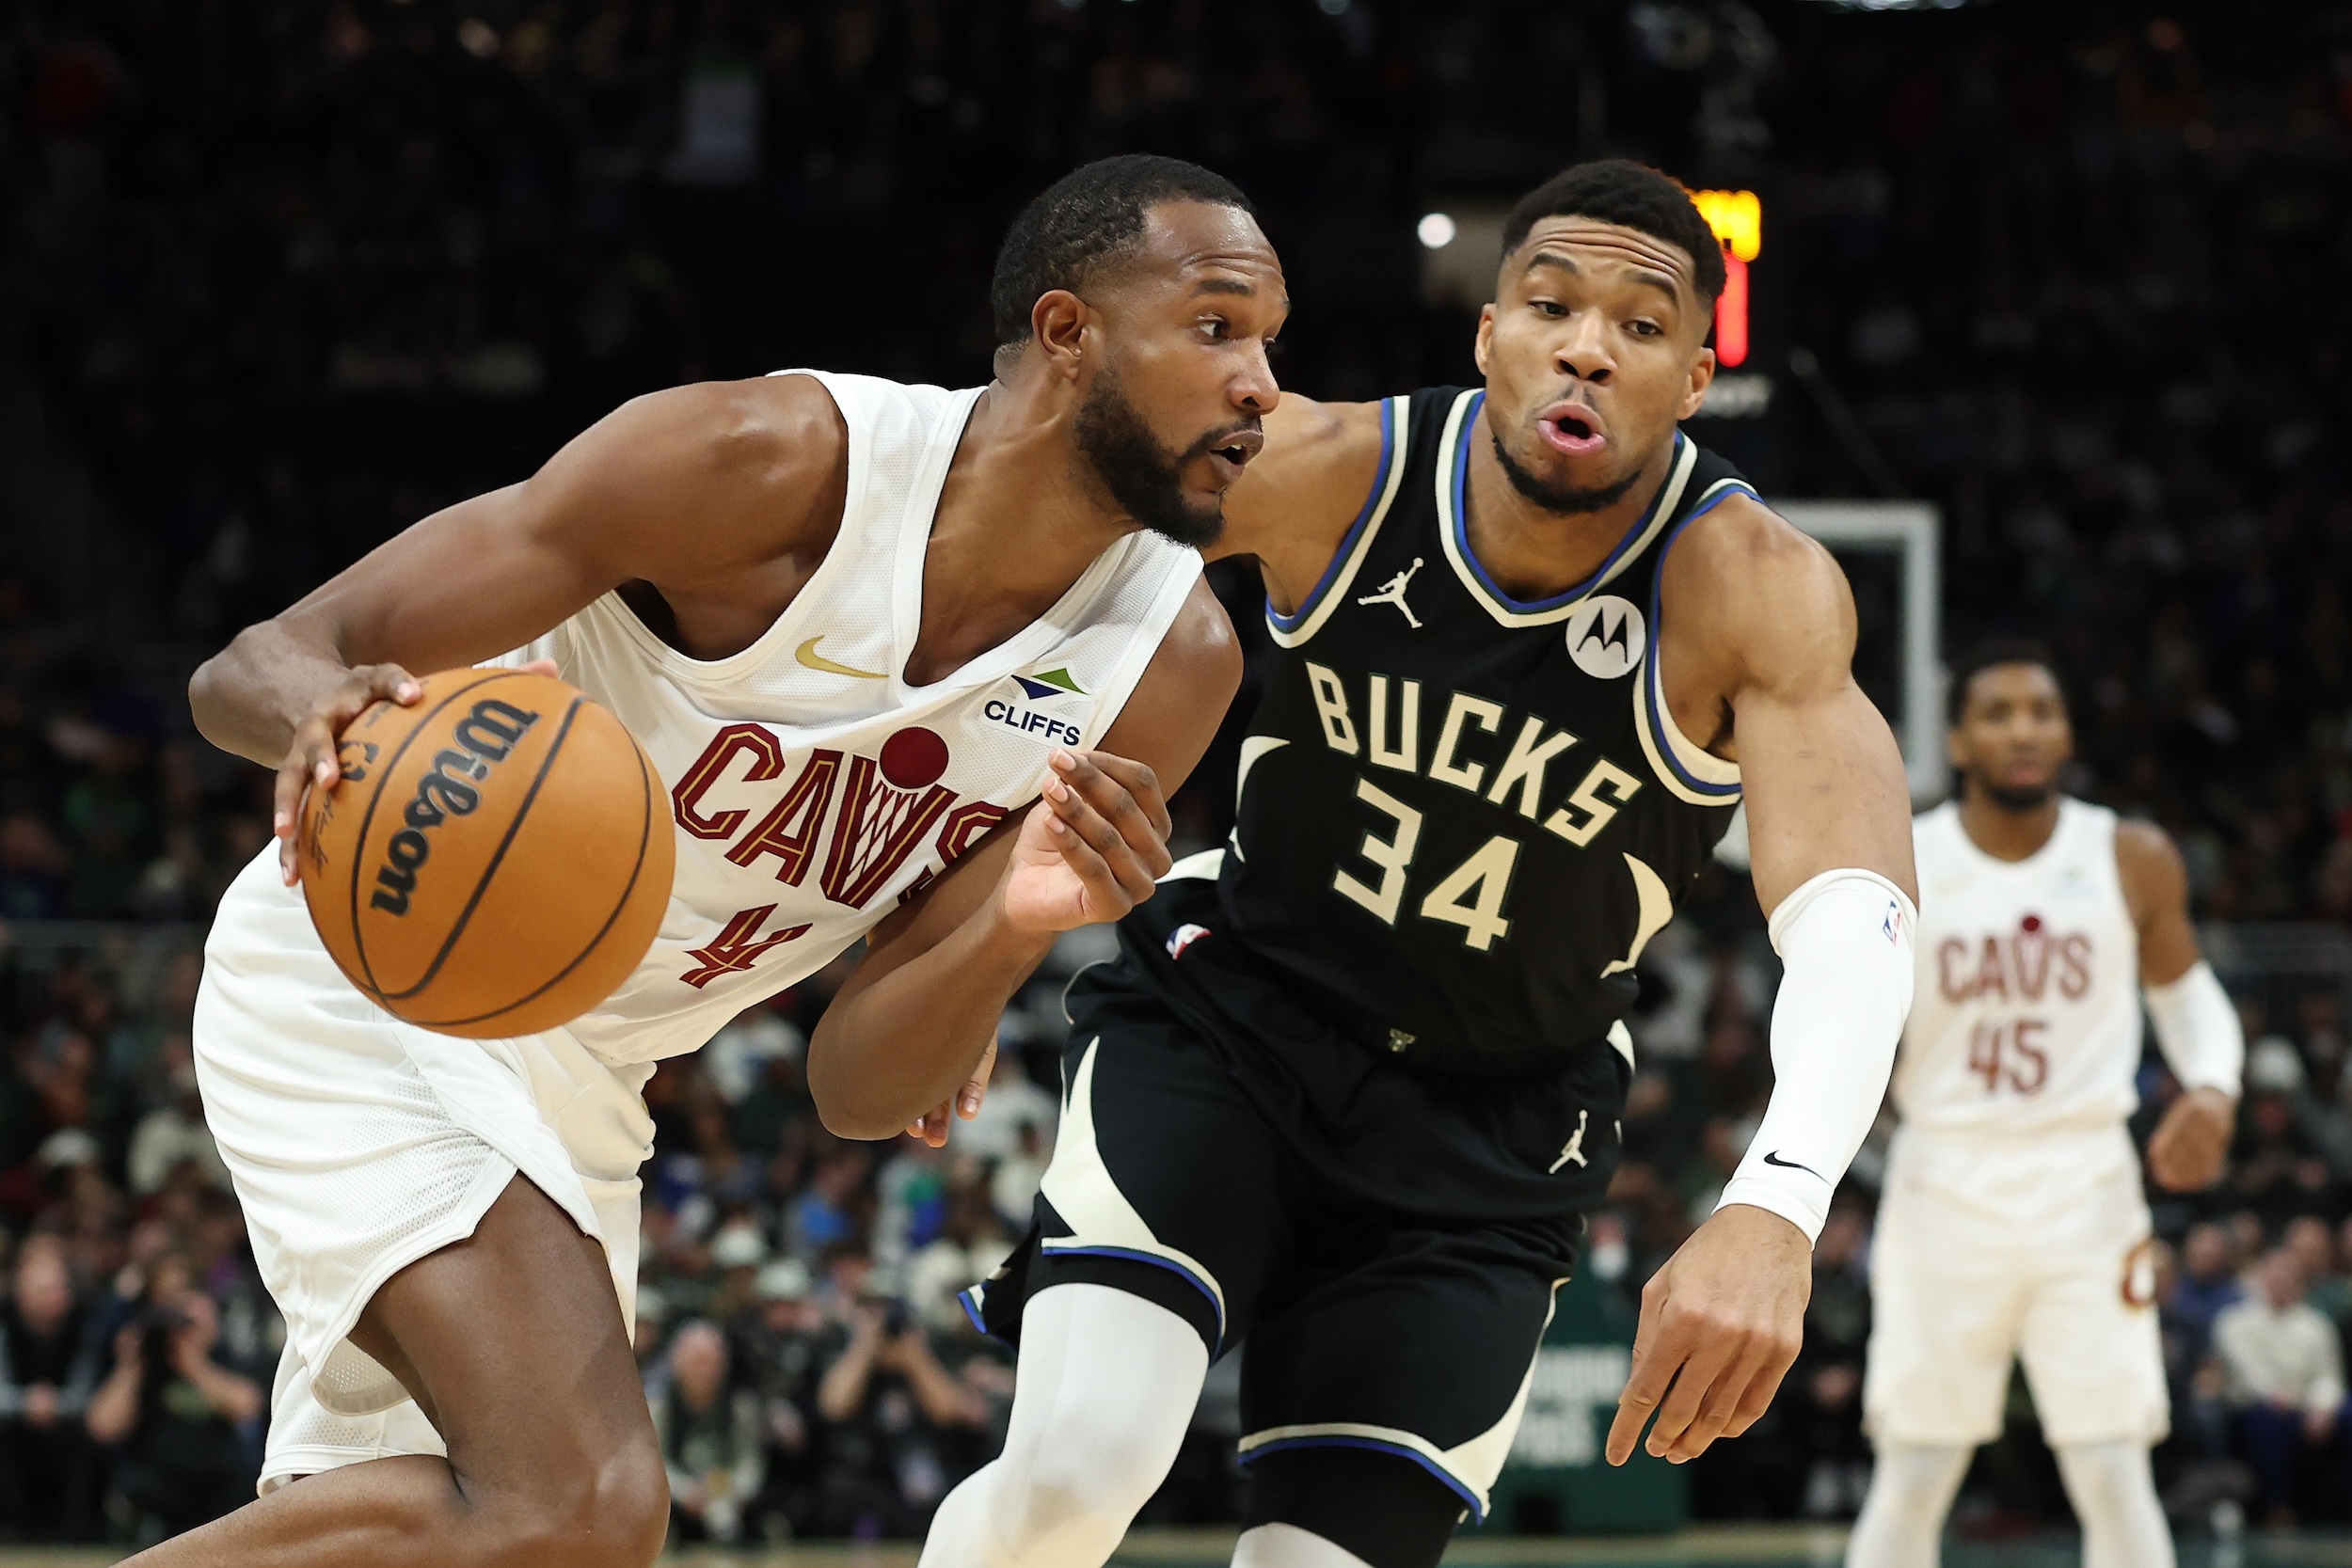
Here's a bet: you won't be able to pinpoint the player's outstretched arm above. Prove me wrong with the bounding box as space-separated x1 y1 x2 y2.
187 375 850 878
2121 821 2243 1190
804 578 1241 1142
1608 495 1918 1468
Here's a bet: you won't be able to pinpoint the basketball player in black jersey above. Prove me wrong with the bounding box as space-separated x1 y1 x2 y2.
920 163 1921 1568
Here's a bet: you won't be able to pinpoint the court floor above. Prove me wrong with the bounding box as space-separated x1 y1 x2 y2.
2 1527 2347 1565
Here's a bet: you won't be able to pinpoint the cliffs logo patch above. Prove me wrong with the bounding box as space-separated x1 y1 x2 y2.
1563 595 1645 680
985 668 1087 747
1015 668 1084 699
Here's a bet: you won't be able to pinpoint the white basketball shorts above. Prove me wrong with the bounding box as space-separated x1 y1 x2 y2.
1863 1120 2165 1449
194 849 654 1493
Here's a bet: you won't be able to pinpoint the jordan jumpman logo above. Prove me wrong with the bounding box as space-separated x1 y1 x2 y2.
1549 1109 1590 1173
1358 557 1425 628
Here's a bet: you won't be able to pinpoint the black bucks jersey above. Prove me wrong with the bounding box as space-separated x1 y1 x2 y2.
1217 386 1753 1074
994 390 1766 1487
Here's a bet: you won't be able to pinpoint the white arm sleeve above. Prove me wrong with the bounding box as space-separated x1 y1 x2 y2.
1714 868 1917 1243
2143 960 2243 1099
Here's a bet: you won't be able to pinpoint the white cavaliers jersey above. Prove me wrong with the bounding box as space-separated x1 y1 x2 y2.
1896 799 2143 1134
435 369 1195 1065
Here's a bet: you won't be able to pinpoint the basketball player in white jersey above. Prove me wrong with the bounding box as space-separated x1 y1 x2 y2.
159 155 1279 1568
1846 641 2243 1568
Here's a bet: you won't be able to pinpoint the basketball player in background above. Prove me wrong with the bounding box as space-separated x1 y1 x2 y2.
923 161 1919 1568
164 156 1277 1568
1845 641 2242 1568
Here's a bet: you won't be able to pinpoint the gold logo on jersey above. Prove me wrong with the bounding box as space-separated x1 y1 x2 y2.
795 637 888 680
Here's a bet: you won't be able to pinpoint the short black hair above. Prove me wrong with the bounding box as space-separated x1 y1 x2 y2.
990 154 1255 351
1501 160 1726 307
1947 637 2067 723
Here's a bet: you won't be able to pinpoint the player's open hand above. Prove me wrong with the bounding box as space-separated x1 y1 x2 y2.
1607 1203 1810 1466
906 1037 997 1148
2147 1085 2235 1192
998 748 1174 933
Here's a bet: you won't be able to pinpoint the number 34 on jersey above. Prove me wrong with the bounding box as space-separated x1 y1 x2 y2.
1286 660 1673 965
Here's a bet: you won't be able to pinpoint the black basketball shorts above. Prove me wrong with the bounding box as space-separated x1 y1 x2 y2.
966 911 1627 1524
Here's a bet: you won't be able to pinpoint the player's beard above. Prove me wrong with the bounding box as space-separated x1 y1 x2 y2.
1978 776 2058 813
1491 427 1646 515
1073 369 1240 548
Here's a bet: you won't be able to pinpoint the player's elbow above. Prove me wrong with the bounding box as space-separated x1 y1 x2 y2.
188 624 271 760
186 653 229 749
812 1096 902 1142
803 1038 909 1141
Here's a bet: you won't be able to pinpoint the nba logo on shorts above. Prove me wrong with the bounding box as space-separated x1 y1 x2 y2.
1166 923 1211 960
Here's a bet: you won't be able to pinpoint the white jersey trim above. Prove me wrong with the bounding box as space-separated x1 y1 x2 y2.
1076 545 1205 749
1435 391 1694 629
1264 396 1412 649
580 370 914 686
1631 635 1742 805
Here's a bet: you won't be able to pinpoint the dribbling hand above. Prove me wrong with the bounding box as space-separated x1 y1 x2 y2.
273 662 421 886
1606 1203 1810 1466
271 657 559 885
998 748 1174 934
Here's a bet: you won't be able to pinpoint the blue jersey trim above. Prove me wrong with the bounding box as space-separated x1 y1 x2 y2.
1450 393 1684 615
956 1284 989 1337
1677 479 1758 529
1643 485 1759 800
1266 398 1397 634
1237 1434 1486 1523
1035 1243 1226 1352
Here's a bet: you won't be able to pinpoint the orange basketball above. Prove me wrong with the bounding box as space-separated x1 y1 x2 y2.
296 668 675 1038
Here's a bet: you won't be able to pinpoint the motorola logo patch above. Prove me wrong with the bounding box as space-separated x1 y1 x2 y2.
1564 595 1645 679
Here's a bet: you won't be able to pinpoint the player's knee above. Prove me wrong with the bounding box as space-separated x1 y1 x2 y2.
484 1436 670 1568
2056 1440 2147 1512
996 1408 1180 1546
1864 1443 1969 1525
591 1439 675 1566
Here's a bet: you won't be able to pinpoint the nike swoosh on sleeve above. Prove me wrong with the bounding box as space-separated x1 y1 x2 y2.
1760 1150 1824 1180
795 638 888 680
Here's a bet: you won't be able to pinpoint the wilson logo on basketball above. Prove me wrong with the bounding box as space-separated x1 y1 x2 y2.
369 699 540 917
672 723 1009 921
298 667 675 1041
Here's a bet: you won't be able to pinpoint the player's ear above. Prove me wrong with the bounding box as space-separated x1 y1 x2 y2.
1032 290 1089 382
1946 725 1967 770
1473 304 1497 375
1678 345 1717 421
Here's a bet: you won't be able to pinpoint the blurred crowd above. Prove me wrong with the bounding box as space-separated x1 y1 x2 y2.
0 938 278 1544
0 0 2349 1547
